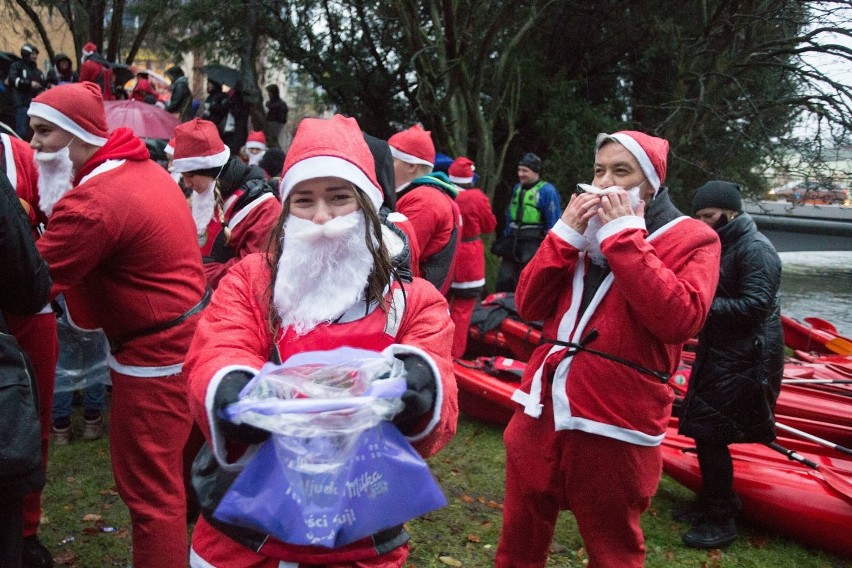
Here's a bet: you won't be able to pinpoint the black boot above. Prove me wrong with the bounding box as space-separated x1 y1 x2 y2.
682 517 737 549
22 535 53 568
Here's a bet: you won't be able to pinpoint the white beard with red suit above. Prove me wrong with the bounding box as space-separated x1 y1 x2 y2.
273 210 374 336
34 145 74 217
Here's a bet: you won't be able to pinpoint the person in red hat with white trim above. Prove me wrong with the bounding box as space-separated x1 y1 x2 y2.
388 124 461 296
495 131 721 568
172 118 282 289
0 131 59 568
242 130 267 166
446 156 496 357
27 81 208 568
184 114 457 568
78 43 116 101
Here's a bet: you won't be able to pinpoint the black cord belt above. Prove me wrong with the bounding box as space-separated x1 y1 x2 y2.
539 329 670 383
110 287 212 355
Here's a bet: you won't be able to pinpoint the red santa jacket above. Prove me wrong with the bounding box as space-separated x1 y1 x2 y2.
512 192 720 446
36 128 207 375
201 189 281 289
450 187 496 294
1 133 45 232
396 183 461 295
80 59 116 100
184 252 457 565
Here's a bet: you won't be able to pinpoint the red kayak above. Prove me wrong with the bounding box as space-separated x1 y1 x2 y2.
782 315 852 356
457 357 852 446
662 418 852 558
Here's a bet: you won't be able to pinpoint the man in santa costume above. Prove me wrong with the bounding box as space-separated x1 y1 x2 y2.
495 131 721 568
1 132 57 568
184 114 458 568
172 118 282 288
388 124 461 295
78 43 116 101
446 156 496 357
242 130 267 166
27 81 208 568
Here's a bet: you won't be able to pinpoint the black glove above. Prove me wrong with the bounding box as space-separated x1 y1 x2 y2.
393 354 437 430
213 371 269 445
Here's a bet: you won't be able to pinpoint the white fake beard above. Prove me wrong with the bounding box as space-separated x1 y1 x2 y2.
247 150 266 166
191 180 217 234
273 211 374 336
582 185 642 267
34 147 75 217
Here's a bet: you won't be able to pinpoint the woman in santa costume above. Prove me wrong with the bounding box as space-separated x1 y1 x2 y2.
446 156 496 357
184 114 458 568
495 131 721 567
172 118 282 289
27 81 208 568
1 132 58 568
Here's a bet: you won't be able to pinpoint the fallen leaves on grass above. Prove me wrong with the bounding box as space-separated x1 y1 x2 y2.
82 514 103 522
438 555 463 566
53 549 79 566
467 534 481 542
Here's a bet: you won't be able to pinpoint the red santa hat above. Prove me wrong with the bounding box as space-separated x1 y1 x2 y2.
171 118 230 173
595 130 668 191
448 156 475 184
27 82 109 146
279 115 383 211
164 136 175 157
387 124 435 167
245 131 266 150
82 42 97 56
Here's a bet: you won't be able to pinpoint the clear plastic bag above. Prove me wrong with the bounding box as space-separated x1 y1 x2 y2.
214 346 447 547
54 295 111 393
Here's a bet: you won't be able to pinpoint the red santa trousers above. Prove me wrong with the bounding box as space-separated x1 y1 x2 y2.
110 370 192 568
448 295 476 358
190 517 409 568
496 400 662 568
6 312 58 537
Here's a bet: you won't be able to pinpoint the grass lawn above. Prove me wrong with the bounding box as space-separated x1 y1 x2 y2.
40 408 850 567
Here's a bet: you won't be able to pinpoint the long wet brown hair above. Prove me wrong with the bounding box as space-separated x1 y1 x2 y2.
264 186 395 333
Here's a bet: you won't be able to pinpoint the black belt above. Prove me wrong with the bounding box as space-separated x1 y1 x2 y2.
461 234 480 243
110 287 212 355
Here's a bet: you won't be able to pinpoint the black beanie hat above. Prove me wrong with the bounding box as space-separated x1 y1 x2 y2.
258 147 286 179
692 180 743 214
518 152 542 173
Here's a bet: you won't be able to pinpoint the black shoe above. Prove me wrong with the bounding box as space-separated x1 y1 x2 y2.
673 505 707 524
682 518 737 549
22 535 53 568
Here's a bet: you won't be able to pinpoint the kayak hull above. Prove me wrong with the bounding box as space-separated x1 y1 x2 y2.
662 421 852 558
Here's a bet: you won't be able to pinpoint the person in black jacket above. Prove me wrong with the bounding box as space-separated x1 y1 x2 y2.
0 171 52 568
677 180 784 549
45 53 79 86
164 66 194 122
7 44 46 139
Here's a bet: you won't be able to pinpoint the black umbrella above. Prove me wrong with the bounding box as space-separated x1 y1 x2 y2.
111 64 134 86
0 51 20 63
201 64 241 88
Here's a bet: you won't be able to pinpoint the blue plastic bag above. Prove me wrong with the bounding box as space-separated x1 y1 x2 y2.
213 347 447 547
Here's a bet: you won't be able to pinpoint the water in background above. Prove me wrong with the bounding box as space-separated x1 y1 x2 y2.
779 251 852 337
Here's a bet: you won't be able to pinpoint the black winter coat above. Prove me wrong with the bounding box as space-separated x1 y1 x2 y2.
678 213 784 444
0 172 51 498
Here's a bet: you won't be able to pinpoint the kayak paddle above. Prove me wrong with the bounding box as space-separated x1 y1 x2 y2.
766 442 852 501
825 336 852 357
775 422 852 457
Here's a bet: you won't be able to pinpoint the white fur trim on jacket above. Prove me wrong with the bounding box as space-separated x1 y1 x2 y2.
382 343 444 443
228 191 275 230
595 214 645 244
204 364 261 470
551 219 589 250
1 134 16 189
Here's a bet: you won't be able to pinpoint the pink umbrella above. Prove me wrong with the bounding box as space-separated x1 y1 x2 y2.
103 99 180 140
